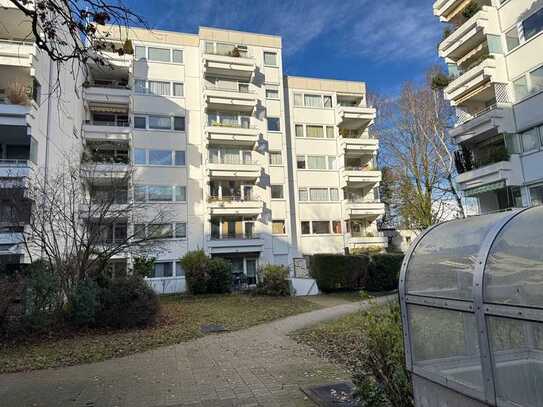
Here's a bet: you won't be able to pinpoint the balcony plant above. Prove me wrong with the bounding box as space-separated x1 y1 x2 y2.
462 2 482 20
6 81 31 106
430 72 451 90
229 47 241 58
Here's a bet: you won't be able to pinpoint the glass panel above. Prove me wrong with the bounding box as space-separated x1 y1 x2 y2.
272 220 285 235
134 116 146 129
148 186 172 201
175 261 184 276
269 152 282 165
134 185 146 202
271 185 283 199
174 186 186 201
307 155 327 169
330 188 339 201
173 116 185 131
295 124 304 138
406 211 510 300
328 156 337 170
172 49 183 63
134 79 147 94
301 221 310 235
312 221 330 234
530 66 543 93
304 94 323 108
306 125 324 138
266 89 278 99
409 305 483 393
530 184 543 206
505 27 520 51
267 118 280 131
326 126 334 138
135 46 146 60
296 156 306 169
148 47 170 62
514 76 529 101
299 189 308 201
324 95 332 108
148 116 171 130
523 7 543 41
134 148 146 164
332 220 342 234
148 150 172 165
149 223 172 239
310 188 328 201
488 316 543 406
521 127 540 152
174 151 185 166
246 259 257 285
153 262 173 278
485 206 543 307
293 93 303 106
263 52 277 66
173 83 184 97
148 81 170 96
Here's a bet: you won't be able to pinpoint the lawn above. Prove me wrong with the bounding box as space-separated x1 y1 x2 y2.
0 294 320 373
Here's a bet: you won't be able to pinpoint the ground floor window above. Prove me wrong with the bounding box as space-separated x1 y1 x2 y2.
530 184 543 206
215 255 259 287
149 261 185 278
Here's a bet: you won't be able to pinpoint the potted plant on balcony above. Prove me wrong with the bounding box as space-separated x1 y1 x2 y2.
230 47 241 58
6 82 31 106
462 2 482 20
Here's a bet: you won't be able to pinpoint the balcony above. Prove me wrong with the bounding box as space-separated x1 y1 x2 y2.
450 103 507 143
207 233 264 254
439 6 498 61
348 234 388 248
336 106 376 131
83 84 131 105
205 124 259 146
342 167 382 187
340 136 379 154
203 53 256 80
344 201 386 219
0 159 33 178
433 0 491 22
204 86 257 112
208 196 264 216
444 57 498 106
0 103 30 126
0 40 33 67
208 158 261 180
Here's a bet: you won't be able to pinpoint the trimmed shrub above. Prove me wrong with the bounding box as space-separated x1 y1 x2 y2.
310 254 369 293
180 250 210 294
367 254 404 292
96 276 159 328
207 257 232 294
68 279 100 327
256 265 290 296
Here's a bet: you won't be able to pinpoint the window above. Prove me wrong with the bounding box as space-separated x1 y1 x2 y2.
148 185 173 201
269 151 282 165
174 222 187 238
174 186 186 201
294 93 303 106
263 52 277 66
307 155 327 170
299 188 308 201
272 220 286 235
304 94 323 108
148 116 171 130
175 261 184 276
134 79 147 94
328 156 337 170
151 262 173 278
174 116 185 131
312 221 330 234
332 220 342 234
514 76 529 100
530 66 543 93
266 89 279 99
134 185 146 202
148 81 170 96
174 151 185 166
172 49 183 63
173 82 184 97
530 184 543 206
323 95 332 108
521 128 540 152
310 188 329 201
297 155 306 169
135 46 146 60
295 124 304 138
326 126 334 138
149 150 172 165
134 116 146 129
271 185 284 199
148 47 170 62
134 224 146 239
306 125 324 138
149 223 173 239
523 7 543 41
505 27 520 51
267 117 280 131
301 221 310 235
134 148 146 164
32 78 41 104
330 188 339 201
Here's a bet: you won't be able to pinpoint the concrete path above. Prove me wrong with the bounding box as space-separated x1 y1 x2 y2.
0 295 394 407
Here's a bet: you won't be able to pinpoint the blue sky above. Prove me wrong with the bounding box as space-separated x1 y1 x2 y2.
129 0 442 95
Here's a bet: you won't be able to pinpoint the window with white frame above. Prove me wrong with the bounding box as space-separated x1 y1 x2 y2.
135 222 187 240
263 51 277 66
271 185 284 199
307 155 327 170
306 125 324 138
304 94 323 108
522 7 543 41
267 117 281 131
266 88 279 99
272 220 286 235
134 185 186 202
293 93 333 108
298 187 340 202
505 26 520 51
208 112 251 128
150 262 173 278
299 188 308 201
295 124 304 138
312 221 330 234
134 46 183 63
133 115 185 131
521 127 542 152
134 149 185 166
300 220 342 235
269 151 282 165
310 188 329 201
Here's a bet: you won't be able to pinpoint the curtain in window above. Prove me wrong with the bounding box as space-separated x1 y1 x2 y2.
264 52 277 66
310 188 329 201
172 50 183 63
294 94 303 106
307 155 327 169
330 188 339 201
306 126 324 138
328 156 337 170
272 221 285 234
148 116 171 129
175 223 186 238
148 47 170 62
134 79 147 94
223 149 240 164
148 186 172 201
295 125 304 138
304 94 323 108
270 152 282 165
312 221 330 234
299 189 308 201
153 262 173 278
326 126 334 138
149 81 170 96
173 83 184 96
324 95 332 107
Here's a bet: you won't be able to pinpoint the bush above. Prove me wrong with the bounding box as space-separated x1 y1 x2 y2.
180 250 210 294
353 302 414 407
207 257 232 294
68 279 100 327
132 256 155 278
96 276 159 328
24 260 62 330
367 254 404 292
256 265 290 296
310 254 369 293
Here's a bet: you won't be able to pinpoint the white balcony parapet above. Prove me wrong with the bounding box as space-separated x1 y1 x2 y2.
83 122 131 141
204 87 257 112
0 159 33 178
336 106 376 130
207 161 261 180
83 86 131 105
207 234 264 254
342 169 382 187
0 104 31 126
203 53 256 79
81 162 130 178
444 57 497 105
433 0 468 21
348 235 388 247
0 40 33 67
205 124 259 146
207 197 264 216
450 104 507 143
340 137 379 153
344 201 386 219
456 161 517 193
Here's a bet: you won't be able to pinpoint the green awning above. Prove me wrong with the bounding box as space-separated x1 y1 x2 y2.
464 180 506 197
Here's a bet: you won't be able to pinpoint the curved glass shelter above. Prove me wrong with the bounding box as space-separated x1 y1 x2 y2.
400 207 543 407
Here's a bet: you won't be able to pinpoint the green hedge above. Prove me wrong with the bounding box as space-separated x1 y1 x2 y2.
310 254 369 293
367 254 404 292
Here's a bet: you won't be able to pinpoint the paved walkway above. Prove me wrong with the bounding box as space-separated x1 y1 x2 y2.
0 296 394 407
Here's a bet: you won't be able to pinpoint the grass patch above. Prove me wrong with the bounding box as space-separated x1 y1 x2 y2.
0 294 320 373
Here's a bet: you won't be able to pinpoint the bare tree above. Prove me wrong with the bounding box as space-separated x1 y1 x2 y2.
11 157 173 304
373 75 464 230
8 0 143 65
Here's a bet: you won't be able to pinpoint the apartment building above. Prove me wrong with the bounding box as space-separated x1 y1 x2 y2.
0 7 384 293
434 0 543 213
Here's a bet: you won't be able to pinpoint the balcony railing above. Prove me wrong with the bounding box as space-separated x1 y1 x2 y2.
210 233 260 240
205 84 254 94
85 119 130 127
345 166 376 172
456 103 498 126
208 195 259 203
85 82 130 90
0 159 30 167
209 158 258 166
455 145 510 174
345 198 380 204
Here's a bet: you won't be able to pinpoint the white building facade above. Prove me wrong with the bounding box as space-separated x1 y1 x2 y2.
434 0 543 214
0 16 385 293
